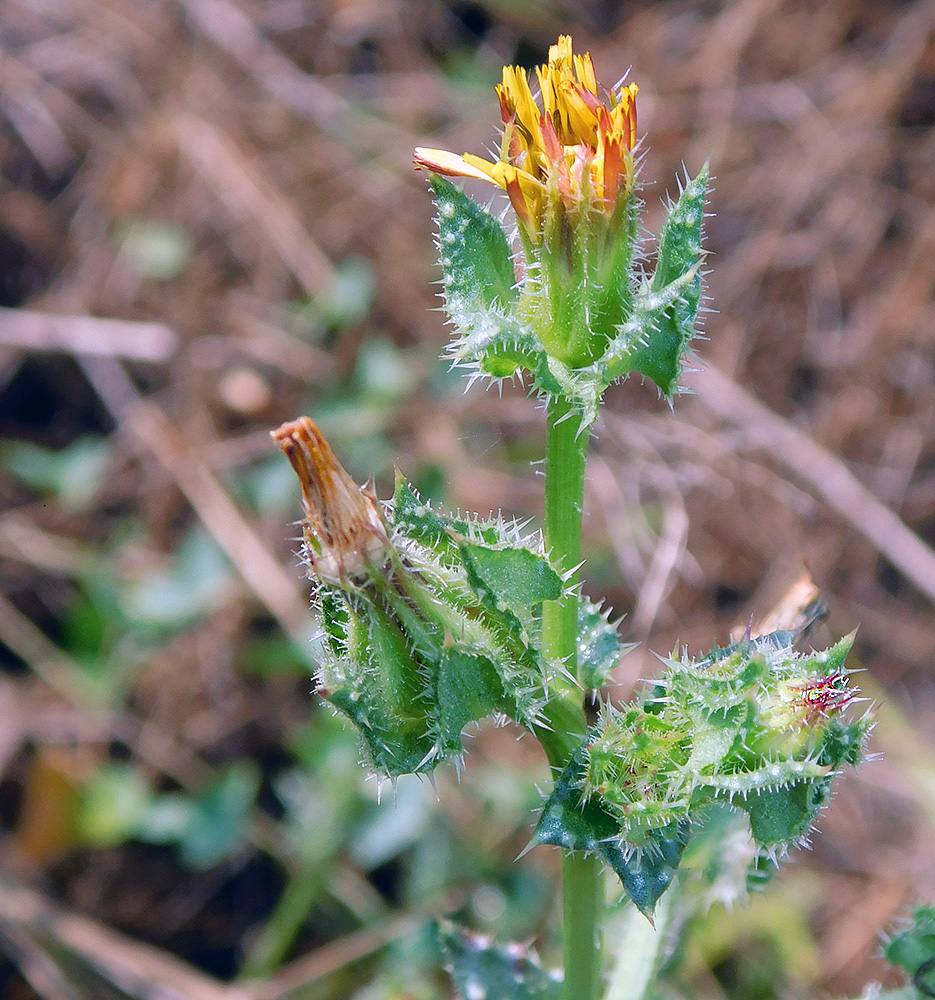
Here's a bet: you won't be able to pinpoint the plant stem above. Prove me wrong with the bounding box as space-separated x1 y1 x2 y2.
562 852 604 1000
240 864 323 979
604 878 680 1000
542 396 587 684
540 394 604 1000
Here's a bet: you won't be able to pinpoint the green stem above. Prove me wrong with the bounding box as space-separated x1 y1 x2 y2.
542 396 587 680
240 864 323 979
604 878 681 1000
562 853 604 1000
540 394 604 1000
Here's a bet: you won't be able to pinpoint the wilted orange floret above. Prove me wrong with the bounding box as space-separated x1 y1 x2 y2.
272 417 389 586
413 35 638 240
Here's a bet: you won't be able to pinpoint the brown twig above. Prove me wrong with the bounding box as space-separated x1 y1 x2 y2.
172 115 338 298
0 307 178 361
77 355 313 645
249 916 421 1000
689 364 935 606
0 873 253 1000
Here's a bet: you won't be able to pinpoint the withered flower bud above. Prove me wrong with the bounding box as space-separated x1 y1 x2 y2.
272 417 390 587
273 414 592 778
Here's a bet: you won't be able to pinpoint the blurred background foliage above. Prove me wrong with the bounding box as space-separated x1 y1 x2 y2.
0 0 934 997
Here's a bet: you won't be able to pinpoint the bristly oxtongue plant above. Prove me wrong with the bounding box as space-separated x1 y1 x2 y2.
273 37 872 1000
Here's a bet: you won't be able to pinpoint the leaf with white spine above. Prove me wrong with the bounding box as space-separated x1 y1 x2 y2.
457 538 564 620
431 175 547 378
595 165 708 398
431 175 516 317
439 921 561 1000
434 646 510 756
531 738 691 916
577 596 629 690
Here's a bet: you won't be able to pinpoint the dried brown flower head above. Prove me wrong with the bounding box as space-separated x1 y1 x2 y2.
272 417 389 586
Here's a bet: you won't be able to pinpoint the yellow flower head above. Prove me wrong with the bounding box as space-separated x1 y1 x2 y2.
414 36 638 241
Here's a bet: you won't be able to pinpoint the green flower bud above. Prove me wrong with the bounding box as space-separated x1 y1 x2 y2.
579 632 870 847
532 628 873 913
273 417 575 779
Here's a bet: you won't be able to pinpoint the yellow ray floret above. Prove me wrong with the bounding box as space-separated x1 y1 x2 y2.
414 36 639 240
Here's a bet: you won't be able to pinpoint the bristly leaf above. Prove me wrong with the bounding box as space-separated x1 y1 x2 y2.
601 822 691 917
577 597 628 690
738 776 831 846
624 164 708 397
457 539 564 616
653 166 709 292
391 473 474 553
884 906 935 996
531 738 690 916
431 175 544 378
327 686 439 777
434 646 510 755
439 921 562 1000
431 175 516 316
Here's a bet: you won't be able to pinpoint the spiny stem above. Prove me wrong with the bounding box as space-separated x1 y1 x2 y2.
541 393 604 1000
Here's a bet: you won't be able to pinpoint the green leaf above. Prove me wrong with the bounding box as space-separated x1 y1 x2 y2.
182 767 259 869
1 435 111 511
77 765 153 848
435 646 509 754
327 685 439 778
460 322 549 379
621 266 701 395
637 165 708 397
740 779 830 847
439 921 561 1000
699 759 829 800
885 907 935 994
120 527 232 630
354 336 417 402
143 763 260 870
531 740 690 915
653 166 709 291
601 822 691 917
457 540 564 612
817 713 868 768
319 476 563 775
391 474 473 548
431 175 516 315
320 592 441 776
350 778 437 869
595 165 708 399
364 600 429 718
318 256 375 329
577 597 627 690
429 175 549 380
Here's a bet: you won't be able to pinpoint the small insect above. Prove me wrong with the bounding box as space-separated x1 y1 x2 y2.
791 673 856 721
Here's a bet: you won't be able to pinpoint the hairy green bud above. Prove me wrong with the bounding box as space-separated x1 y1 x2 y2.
274 418 621 779
532 629 873 914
